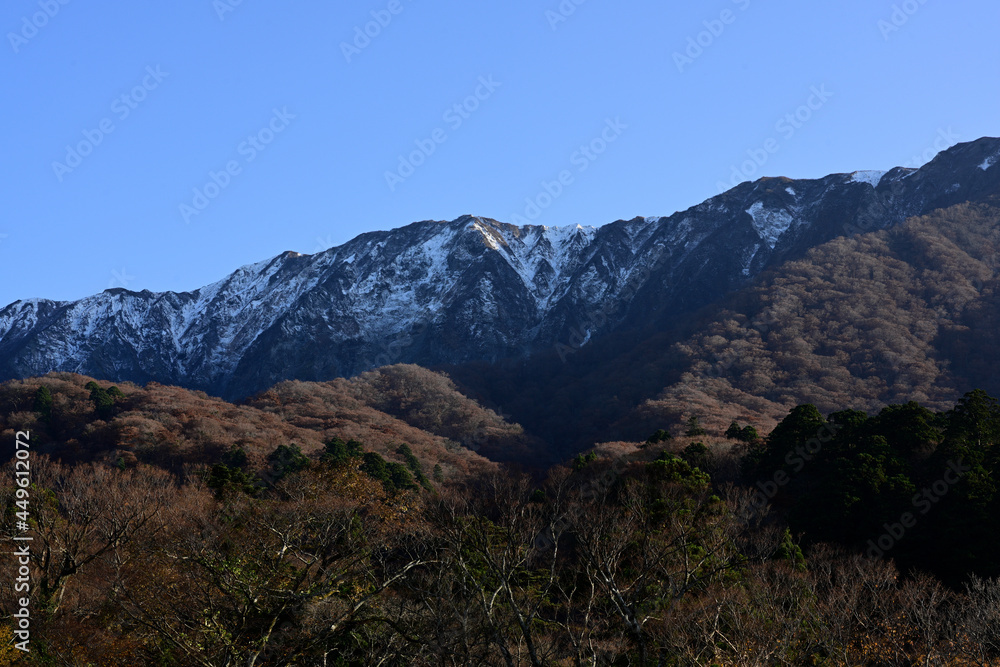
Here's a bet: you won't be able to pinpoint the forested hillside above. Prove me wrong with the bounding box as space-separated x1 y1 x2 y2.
3 378 1000 664
633 200 1000 430
0 368 506 481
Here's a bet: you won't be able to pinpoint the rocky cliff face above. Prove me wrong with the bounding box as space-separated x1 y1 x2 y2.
2 138 998 399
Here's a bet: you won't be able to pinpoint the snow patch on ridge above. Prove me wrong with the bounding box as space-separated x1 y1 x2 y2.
980 153 999 171
460 220 600 313
851 170 887 187
746 202 794 249
742 243 762 277
471 219 502 250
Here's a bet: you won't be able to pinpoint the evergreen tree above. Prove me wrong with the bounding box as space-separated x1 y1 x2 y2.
572 451 598 470
871 402 941 455
685 415 708 437
360 452 390 486
222 446 248 469
396 443 432 489
322 437 367 466
681 442 709 470
749 404 826 478
725 421 760 444
346 439 365 458
322 437 350 465
33 386 53 421
360 451 418 494
204 463 259 498
946 389 1000 449
387 462 417 492
267 444 310 481
645 429 672 445
89 386 115 420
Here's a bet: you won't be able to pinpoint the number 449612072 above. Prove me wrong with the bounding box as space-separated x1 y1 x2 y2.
14 430 30 527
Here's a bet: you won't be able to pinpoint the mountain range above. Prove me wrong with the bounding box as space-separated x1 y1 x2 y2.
3 137 1000 458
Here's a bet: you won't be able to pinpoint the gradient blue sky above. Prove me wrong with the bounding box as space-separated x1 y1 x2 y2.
1 0 997 306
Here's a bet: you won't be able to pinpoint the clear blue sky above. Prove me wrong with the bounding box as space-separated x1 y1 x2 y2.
1 0 997 306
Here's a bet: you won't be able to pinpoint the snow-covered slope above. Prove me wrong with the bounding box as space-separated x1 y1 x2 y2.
2 137 998 398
